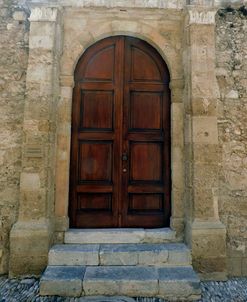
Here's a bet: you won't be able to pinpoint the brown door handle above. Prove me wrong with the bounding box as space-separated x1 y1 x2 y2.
122 153 128 161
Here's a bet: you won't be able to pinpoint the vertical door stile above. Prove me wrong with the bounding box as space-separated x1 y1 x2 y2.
115 36 125 227
122 37 131 227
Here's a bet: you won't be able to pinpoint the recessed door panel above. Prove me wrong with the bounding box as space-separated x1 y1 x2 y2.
129 92 162 131
131 47 162 81
84 46 115 81
70 36 171 228
130 142 162 182
80 91 114 131
128 194 163 212
77 193 112 211
78 141 113 183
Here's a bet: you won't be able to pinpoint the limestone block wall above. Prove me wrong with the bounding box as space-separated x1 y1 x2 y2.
0 0 29 274
216 7 247 276
0 0 246 278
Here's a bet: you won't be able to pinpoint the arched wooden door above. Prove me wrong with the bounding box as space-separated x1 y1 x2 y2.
69 36 171 228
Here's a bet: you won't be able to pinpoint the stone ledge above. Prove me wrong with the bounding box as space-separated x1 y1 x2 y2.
27 0 185 9
40 266 85 296
26 0 247 9
64 228 177 244
48 243 191 266
40 265 201 299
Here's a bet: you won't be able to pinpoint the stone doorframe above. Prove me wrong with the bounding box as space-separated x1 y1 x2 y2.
9 1 227 280
55 22 185 237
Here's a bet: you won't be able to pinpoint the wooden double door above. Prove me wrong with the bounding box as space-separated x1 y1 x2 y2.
69 36 171 228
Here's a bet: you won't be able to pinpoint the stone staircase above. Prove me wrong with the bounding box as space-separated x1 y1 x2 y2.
40 228 201 300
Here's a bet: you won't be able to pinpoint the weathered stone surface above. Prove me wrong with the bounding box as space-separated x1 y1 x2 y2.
99 244 139 266
40 266 85 296
158 266 201 300
99 243 190 266
83 266 158 297
2 275 247 302
78 298 136 302
65 228 176 244
65 229 145 244
216 7 247 277
48 243 191 267
0 0 29 274
49 244 100 266
143 228 177 243
167 243 192 265
1 0 247 280
100 244 168 266
39 264 201 298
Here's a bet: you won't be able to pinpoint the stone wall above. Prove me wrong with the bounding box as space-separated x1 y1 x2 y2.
0 0 29 273
216 7 247 276
0 0 246 278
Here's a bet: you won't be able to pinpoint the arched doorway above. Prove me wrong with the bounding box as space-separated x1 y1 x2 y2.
69 36 171 228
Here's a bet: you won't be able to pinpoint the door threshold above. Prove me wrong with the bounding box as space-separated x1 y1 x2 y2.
65 228 177 244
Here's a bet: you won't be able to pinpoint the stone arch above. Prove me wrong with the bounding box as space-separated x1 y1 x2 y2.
56 19 185 236
61 20 179 81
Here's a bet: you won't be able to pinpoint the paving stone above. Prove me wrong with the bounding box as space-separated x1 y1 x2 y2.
158 266 201 300
40 266 85 297
83 266 158 297
49 244 100 266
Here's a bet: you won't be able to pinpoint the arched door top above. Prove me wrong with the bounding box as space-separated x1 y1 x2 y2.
74 36 170 84
70 36 171 228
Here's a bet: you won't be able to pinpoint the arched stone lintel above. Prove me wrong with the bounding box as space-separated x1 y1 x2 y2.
56 20 185 237
60 20 181 83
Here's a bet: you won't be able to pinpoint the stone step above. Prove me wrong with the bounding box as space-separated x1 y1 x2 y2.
49 243 191 266
64 228 177 244
40 265 201 300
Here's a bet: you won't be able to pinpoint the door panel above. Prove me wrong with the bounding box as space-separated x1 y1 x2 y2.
83 46 115 82
129 92 162 130
70 36 170 228
128 194 163 212
78 141 113 183
129 142 162 182
131 47 162 81
80 91 114 130
77 193 112 211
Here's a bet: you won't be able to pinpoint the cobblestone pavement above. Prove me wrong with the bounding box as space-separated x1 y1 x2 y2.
0 276 247 302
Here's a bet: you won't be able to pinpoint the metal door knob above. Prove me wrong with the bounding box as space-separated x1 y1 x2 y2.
123 168 127 173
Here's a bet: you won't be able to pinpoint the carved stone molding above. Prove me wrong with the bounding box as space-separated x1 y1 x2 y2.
188 8 217 24
29 7 58 22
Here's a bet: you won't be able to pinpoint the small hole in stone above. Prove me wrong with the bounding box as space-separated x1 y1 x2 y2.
204 132 209 137
226 6 234 13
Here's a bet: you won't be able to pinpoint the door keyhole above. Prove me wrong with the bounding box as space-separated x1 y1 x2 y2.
122 153 128 161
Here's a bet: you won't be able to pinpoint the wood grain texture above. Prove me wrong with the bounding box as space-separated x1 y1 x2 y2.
70 36 171 228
